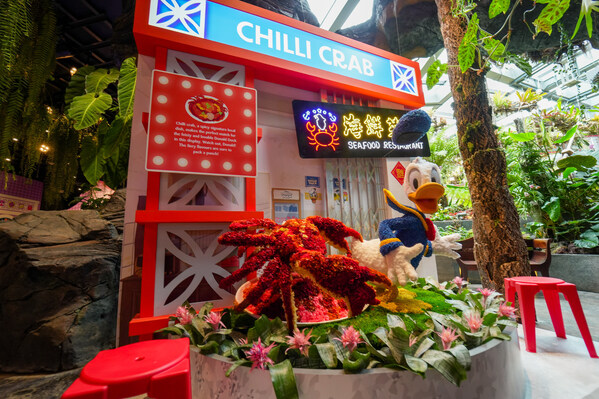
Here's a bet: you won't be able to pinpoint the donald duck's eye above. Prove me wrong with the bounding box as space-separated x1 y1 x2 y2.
430 167 441 184
406 168 421 192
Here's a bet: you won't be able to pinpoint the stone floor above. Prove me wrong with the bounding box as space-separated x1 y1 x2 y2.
534 288 599 341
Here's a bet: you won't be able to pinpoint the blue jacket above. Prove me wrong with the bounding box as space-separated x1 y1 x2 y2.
379 189 433 269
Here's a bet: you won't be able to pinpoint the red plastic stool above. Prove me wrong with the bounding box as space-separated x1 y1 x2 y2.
62 338 191 399
505 276 597 358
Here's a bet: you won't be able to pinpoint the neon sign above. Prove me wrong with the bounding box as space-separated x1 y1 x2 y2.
303 108 340 151
293 100 430 159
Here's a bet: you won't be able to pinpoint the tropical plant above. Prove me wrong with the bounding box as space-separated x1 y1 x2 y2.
499 117 599 250
0 0 56 176
41 115 81 208
430 0 598 289
436 223 473 240
426 125 471 217
64 57 137 188
160 278 516 398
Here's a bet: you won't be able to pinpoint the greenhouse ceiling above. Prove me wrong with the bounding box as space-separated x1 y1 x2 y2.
52 0 599 123
308 0 599 126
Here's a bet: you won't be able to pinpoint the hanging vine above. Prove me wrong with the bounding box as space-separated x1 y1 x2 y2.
0 0 57 175
42 115 81 209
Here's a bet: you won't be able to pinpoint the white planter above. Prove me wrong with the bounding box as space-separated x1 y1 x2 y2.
190 328 525 399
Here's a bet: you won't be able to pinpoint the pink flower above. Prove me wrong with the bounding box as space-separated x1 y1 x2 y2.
477 288 495 307
204 311 226 331
437 327 459 350
452 276 464 289
245 338 276 370
236 337 248 346
334 326 363 353
175 306 193 325
465 312 483 333
408 334 418 347
286 328 313 357
498 301 517 319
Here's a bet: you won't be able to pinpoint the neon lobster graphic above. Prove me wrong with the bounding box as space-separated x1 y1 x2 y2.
305 111 340 151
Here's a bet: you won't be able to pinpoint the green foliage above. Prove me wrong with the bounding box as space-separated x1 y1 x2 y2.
160 279 516 396
482 37 505 62
451 0 581 80
499 110 599 249
571 0 599 38
85 68 119 94
0 0 56 175
436 223 473 241
458 14 479 73
489 0 510 18
533 0 570 36
65 57 137 187
42 115 80 209
444 185 472 208
425 124 464 185
67 92 113 130
64 66 96 107
426 60 448 90
504 52 533 76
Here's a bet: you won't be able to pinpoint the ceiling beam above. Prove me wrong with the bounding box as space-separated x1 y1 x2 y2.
328 0 360 32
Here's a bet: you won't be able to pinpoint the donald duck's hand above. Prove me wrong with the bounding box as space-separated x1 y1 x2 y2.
432 233 462 259
384 244 423 286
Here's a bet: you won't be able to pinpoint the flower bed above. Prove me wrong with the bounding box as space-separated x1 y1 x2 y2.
190 326 523 399
161 278 522 398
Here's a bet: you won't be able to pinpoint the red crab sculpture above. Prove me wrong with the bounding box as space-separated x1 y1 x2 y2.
218 216 393 331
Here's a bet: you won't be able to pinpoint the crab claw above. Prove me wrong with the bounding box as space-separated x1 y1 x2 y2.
218 231 275 247
229 218 277 232
306 216 363 255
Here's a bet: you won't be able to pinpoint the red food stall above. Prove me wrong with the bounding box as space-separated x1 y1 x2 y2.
121 0 429 341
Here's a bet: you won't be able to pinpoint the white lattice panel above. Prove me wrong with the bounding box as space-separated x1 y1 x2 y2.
166 49 245 86
155 223 241 315
159 173 245 211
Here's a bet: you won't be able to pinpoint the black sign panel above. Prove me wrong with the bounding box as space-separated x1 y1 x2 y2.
292 100 430 159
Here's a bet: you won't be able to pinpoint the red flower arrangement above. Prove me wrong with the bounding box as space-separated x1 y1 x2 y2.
218 217 393 331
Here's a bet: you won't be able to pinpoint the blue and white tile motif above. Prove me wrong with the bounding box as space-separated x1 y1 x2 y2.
149 0 206 38
390 61 418 96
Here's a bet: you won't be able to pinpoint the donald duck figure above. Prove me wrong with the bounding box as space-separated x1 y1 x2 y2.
351 110 461 285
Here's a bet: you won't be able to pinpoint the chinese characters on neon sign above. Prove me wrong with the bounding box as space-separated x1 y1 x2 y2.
293 100 430 159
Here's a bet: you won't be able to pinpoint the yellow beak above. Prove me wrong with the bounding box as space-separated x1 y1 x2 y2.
407 182 445 214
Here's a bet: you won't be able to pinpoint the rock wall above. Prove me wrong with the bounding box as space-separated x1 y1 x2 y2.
0 210 120 373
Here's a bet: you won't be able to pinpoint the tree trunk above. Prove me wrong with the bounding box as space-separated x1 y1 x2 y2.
434 1 530 292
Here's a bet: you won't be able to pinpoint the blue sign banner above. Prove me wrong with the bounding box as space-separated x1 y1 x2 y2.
148 0 419 97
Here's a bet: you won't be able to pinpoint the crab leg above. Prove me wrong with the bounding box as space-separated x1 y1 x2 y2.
235 259 282 311
306 216 362 255
229 218 277 232
218 231 276 247
219 247 276 289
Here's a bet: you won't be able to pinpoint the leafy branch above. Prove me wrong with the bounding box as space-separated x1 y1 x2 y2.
64 57 137 188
